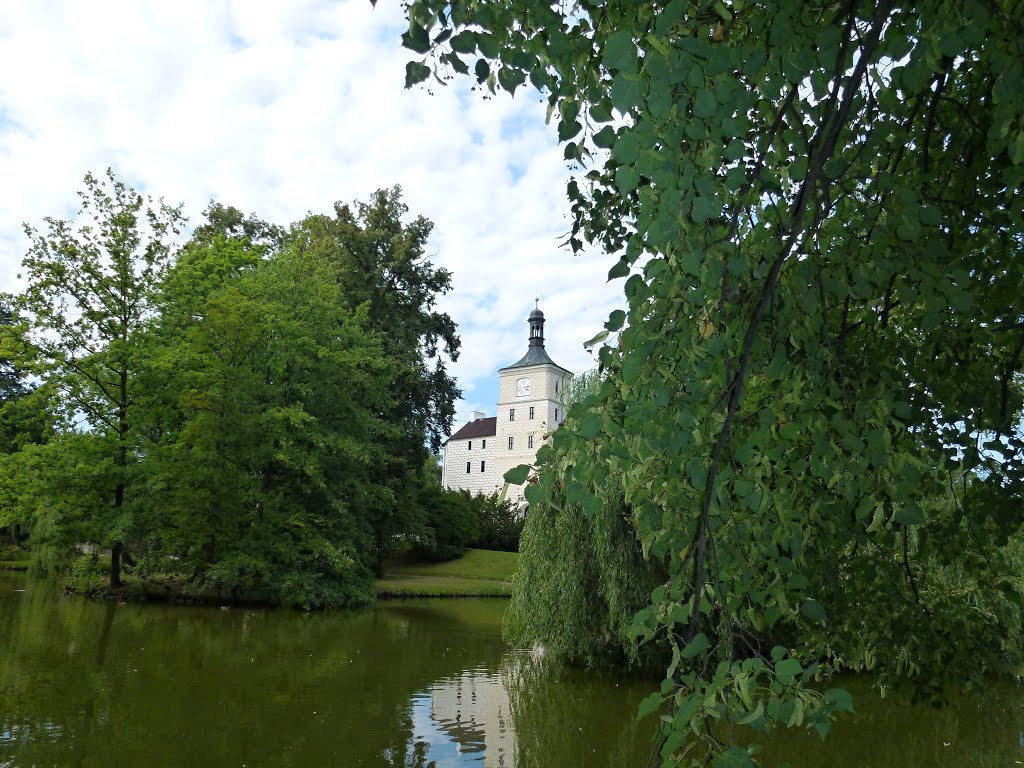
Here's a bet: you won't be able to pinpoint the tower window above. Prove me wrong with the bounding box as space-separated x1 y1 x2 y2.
468 441 472 451
482 439 486 449
555 408 560 422
466 462 471 473
509 408 515 421
528 435 534 449
508 437 514 450
529 406 534 419
480 460 485 472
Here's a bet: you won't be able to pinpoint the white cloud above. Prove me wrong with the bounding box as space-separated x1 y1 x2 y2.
0 0 624 429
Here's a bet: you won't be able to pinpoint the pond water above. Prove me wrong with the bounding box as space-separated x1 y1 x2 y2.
1 571 1021 767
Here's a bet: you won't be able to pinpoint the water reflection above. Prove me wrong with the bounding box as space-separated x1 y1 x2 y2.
399 666 517 767
1 572 1022 768
423 667 516 766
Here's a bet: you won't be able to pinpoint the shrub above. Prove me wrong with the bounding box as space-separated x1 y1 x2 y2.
0 544 29 561
415 485 480 561
469 492 524 552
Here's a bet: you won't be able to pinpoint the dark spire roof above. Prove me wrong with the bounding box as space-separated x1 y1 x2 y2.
499 304 571 373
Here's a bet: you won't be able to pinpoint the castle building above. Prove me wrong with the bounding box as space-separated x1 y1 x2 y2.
441 305 572 504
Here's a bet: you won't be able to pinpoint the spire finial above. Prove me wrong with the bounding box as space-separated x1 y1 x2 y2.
534 294 540 310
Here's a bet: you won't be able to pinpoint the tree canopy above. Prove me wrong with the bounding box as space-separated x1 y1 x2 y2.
6 173 464 607
402 1 1024 765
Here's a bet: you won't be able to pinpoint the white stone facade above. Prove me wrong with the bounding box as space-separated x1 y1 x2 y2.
442 307 572 504
441 426 501 496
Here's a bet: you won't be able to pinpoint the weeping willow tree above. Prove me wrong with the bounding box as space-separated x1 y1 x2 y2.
504 371 667 671
401 1 1024 765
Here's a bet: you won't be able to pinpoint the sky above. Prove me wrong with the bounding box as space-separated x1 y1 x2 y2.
0 0 624 427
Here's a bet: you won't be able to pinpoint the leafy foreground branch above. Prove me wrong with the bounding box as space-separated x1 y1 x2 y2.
402 1 1024 765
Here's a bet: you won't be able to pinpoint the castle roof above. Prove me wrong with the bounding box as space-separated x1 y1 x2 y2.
445 416 497 443
499 345 571 371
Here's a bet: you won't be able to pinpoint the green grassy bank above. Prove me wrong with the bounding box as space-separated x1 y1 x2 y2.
376 548 518 598
11 547 519 602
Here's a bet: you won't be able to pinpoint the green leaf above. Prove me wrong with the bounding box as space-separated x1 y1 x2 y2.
775 658 803 679
611 73 645 112
589 103 614 123
603 30 638 74
404 61 431 89
691 195 719 223
605 309 626 331
637 691 663 719
825 688 854 714
801 599 826 622
612 132 641 164
693 89 717 119
608 259 630 280
503 464 532 485
498 66 526 95
892 504 925 525
579 492 600 517
442 52 469 75
449 30 477 54
593 126 617 149
474 58 490 83
558 116 583 142
565 479 585 505
682 632 711 659
577 412 603 439
615 165 641 194
401 24 431 54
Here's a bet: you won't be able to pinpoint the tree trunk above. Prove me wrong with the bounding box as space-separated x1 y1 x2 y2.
110 538 123 589
111 367 128 590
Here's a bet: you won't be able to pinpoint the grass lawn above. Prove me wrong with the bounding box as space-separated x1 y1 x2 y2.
0 558 31 571
376 548 518 598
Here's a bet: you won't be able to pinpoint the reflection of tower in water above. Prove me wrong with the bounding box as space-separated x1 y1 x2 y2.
427 666 517 767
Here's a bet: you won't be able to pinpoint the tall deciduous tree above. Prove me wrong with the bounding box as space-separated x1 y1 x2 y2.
133 214 405 607
402 1 1024 764
288 187 461 571
18 169 184 588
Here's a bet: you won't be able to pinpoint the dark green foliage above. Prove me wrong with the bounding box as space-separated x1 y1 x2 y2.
402 0 1024 763
414 484 481 562
0 300 27 403
469 491 523 552
286 189 461 573
0 300 57 543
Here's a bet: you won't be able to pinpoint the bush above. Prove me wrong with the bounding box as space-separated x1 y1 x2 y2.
415 485 481 561
0 544 29 561
469 492 524 552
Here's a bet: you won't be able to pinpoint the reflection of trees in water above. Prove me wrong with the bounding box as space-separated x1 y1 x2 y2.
502 650 654 768
0 583 508 767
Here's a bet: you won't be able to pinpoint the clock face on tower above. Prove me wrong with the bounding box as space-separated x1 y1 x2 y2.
516 377 531 397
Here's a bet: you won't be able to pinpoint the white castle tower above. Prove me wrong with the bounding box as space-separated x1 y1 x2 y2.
441 304 572 504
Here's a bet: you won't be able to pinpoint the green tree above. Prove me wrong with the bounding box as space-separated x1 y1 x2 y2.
134 218 402 607
17 170 184 587
288 188 461 571
0 299 56 545
402 1 1024 764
